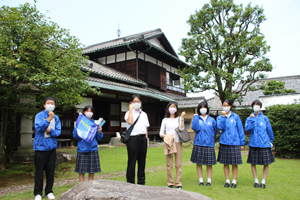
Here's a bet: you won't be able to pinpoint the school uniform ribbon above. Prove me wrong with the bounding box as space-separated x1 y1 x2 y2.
76 114 98 143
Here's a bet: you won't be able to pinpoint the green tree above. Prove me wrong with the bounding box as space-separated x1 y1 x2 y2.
179 0 273 103
262 80 296 95
0 3 100 170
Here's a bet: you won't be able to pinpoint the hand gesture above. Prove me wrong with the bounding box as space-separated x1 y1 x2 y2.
181 111 186 118
98 126 102 133
45 127 51 133
240 146 244 151
47 111 54 122
221 111 226 117
129 103 134 111
250 114 255 117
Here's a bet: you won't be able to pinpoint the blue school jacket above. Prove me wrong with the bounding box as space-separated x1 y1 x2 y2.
217 111 245 146
33 110 61 151
245 112 274 148
191 115 217 147
73 118 103 153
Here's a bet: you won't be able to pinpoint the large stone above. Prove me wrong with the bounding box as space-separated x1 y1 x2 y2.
59 179 211 200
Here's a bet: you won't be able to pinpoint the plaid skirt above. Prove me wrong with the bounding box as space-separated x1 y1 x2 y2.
75 150 101 173
190 145 216 165
217 144 243 165
247 147 275 165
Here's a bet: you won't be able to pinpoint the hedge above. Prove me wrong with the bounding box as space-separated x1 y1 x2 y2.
266 104 300 158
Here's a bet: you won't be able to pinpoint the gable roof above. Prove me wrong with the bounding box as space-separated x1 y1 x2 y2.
235 75 300 107
83 28 177 57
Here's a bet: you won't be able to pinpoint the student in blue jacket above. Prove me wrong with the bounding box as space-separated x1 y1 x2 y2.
33 97 61 200
191 101 217 186
217 99 245 188
73 105 103 182
245 100 275 189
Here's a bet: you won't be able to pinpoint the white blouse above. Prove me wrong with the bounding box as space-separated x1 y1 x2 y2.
159 117 184 143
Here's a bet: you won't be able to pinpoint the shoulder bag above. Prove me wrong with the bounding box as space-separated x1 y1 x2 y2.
175 117 191 143
120 113 141 144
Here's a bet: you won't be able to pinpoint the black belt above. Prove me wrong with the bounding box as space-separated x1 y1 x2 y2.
131 134 146 137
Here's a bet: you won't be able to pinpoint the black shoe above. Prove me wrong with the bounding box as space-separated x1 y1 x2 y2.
260 183 266 189
224 183 230 188
206 182 211 186
177 186 182 189
168 185 174 188
231 183 237 188
254 183 259 188
199 182 204 186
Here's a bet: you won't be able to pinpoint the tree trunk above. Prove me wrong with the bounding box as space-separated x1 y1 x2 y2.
5 111 20 163
0 108 8 171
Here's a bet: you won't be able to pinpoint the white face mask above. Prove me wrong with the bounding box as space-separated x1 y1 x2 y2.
200 108 207 115
45 104 55 112
132 103 141 110
222 107 231 113
85 112 93 119
253 105 260 112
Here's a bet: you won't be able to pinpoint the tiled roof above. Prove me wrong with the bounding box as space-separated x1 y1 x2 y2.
175 97 206 108
234 75 300 106
206 96 223 110
83 29 167 54
82 60 147 86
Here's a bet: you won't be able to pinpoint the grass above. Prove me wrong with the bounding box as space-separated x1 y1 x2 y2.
1 145 300 200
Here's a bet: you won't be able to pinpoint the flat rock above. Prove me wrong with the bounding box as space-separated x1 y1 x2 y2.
59 179 211 200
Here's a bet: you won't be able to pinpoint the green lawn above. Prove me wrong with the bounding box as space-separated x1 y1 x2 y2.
1 145 300 200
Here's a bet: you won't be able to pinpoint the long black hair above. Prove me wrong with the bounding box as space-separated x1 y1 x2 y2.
165 102 178 118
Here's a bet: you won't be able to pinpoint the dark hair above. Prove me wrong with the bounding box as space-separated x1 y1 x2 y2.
197 101 209 115
130 94 142 102
44 97 56 105
165 102 178 118
223 99 233 107
251 100 262 108
83 105 95 114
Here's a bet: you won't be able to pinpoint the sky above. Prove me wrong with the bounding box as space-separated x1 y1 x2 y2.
2 0 300 98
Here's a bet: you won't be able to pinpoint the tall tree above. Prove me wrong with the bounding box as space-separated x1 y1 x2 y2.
0 3 100 170
262 80 296 95
179 0 273 103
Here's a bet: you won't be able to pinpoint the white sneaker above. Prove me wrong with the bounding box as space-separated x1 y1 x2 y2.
35 195 42 200
47 193 56 199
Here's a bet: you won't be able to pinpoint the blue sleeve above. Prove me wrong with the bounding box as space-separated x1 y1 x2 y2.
265 117 274 143
34 112 50 134
217 115 227 130
49 115 61 138
236 115 245 146
96 130 103 141
191 115 200 132
213 118 217 138
72 126 80 140
245 116 255 134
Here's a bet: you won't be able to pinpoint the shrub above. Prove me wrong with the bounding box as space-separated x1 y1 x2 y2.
266 104 300 158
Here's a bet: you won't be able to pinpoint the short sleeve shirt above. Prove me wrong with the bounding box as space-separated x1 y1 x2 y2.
124 109 150 135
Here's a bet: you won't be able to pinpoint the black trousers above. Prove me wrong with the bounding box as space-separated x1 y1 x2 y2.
126 135 147 184
34 149 56 196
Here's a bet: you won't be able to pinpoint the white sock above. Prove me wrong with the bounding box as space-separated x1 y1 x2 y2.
226 179 230 184
232 179 237 184
262 179 266 184
199 178 203 183
255 178 259 184
207 178 211 183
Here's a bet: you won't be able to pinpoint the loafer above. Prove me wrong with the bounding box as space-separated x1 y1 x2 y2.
231 183 237 188
260 183 266 189
177 186 182 189
168 185 174 188
206 182 211 186
199 182 204 186
254 183 259 188
224 183 230 188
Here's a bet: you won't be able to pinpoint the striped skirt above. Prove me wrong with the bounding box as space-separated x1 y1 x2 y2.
75 150 101 173
217 144 242 165
247 147 275 165
190 145 216 165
